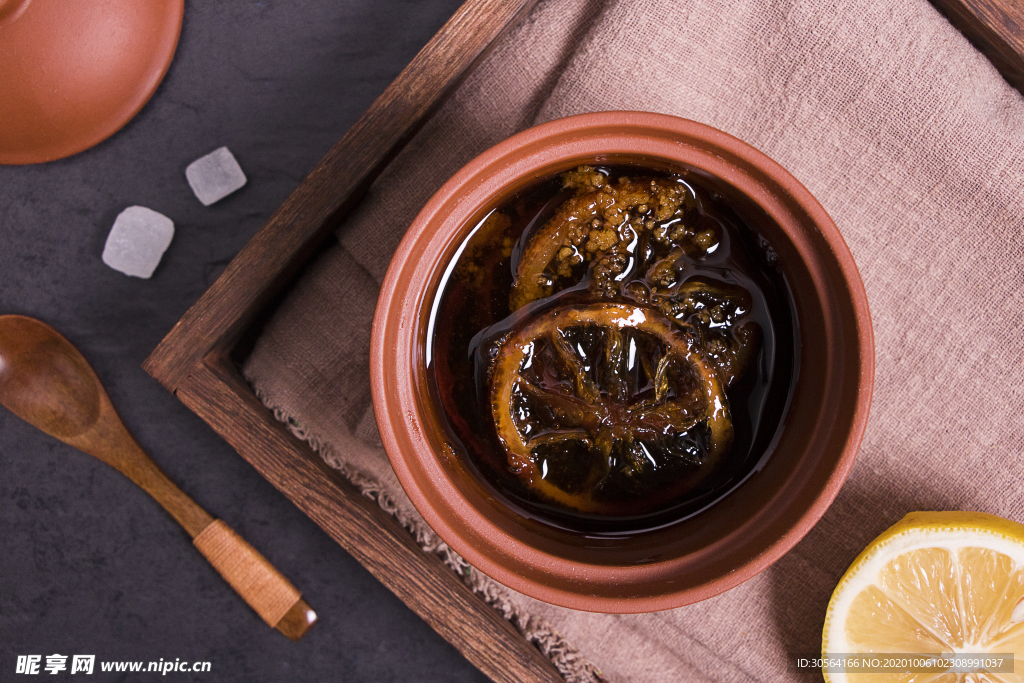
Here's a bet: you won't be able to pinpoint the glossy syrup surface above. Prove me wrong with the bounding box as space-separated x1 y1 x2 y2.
427 165 798 534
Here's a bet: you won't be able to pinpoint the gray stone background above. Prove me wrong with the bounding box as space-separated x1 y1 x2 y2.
0 1 491 681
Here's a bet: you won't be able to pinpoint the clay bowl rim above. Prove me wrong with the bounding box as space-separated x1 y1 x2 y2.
370 111 874 613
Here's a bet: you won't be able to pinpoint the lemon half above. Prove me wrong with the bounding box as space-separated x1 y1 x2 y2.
823 512 1024 682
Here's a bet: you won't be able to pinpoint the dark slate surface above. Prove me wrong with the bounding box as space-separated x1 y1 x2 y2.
0 1 492 681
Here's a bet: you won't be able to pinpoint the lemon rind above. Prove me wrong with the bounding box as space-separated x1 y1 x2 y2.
822 512 1024 683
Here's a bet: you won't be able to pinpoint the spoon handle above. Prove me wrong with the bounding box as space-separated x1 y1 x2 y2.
73 419 316 639
117 443 316 640
193 519 317 640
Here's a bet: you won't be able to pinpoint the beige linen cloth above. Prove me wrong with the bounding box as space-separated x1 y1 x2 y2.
243 0 1024 680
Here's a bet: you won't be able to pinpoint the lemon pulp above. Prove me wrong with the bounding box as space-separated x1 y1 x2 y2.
823 512 1024 682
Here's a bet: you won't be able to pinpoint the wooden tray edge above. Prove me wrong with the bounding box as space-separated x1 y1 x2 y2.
930 0 1024 93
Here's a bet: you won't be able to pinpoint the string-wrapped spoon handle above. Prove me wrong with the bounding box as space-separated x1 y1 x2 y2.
0 315 316 640
193 520 316 639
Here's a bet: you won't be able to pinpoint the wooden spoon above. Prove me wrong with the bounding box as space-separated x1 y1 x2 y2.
0 315 316 640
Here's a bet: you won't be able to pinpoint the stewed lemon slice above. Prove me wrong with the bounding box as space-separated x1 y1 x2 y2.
823 512 1024 682
489 302 732 514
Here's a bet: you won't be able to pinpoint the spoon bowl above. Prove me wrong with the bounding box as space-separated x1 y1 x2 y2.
0 316 103 440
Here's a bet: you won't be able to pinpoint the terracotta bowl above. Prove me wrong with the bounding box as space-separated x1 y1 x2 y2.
370 111 873 612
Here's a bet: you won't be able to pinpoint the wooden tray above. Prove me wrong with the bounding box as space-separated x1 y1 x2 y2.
143 1 1024 681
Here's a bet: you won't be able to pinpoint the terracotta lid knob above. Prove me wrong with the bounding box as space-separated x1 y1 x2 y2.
0 0 33 26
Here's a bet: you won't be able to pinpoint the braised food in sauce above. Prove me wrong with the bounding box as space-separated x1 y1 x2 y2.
428 165 796 530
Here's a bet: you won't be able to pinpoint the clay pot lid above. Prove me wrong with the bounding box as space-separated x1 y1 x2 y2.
0 0 184 165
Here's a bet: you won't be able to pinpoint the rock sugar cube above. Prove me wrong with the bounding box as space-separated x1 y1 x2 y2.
185 146 247 206
102 206 174 279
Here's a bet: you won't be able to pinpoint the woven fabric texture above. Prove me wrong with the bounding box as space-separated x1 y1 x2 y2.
243 0 1024 680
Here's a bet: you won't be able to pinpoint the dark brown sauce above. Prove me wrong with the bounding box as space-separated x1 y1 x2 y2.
427 164 798 534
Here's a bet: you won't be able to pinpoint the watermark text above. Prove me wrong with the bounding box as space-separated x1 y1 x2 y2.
15 655 211 675
795 653 1014 674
